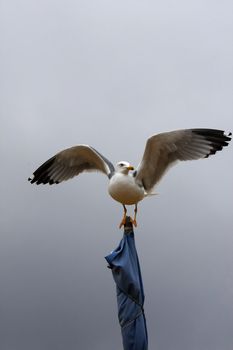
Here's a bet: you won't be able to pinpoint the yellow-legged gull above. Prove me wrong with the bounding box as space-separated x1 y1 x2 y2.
28 128 232 227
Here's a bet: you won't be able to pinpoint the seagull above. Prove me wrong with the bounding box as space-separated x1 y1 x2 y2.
28 128 231 228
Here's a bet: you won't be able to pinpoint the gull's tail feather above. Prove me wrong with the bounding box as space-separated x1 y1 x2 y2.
144 192 158 197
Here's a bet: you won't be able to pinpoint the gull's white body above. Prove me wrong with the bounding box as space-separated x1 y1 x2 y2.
108 172 145 205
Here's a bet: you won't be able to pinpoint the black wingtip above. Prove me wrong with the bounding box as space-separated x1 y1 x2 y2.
191 128 231 159
28 175 35 183
28 155 56 185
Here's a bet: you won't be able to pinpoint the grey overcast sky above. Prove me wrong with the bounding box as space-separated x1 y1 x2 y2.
1 0 233 349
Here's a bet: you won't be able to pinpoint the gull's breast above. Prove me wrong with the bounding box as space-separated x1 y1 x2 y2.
108 173 145 205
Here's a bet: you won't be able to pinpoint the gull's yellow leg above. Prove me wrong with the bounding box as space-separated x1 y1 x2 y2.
130 203 138 227
119 204 127 229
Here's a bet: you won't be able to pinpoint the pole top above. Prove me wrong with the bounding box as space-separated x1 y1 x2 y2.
124 216 134 234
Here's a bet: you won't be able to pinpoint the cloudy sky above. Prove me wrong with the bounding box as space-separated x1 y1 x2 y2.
1 0 233 349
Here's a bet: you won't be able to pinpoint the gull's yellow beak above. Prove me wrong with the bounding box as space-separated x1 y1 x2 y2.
127 165 134 171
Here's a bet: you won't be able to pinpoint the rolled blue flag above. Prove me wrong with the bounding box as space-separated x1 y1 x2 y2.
105 217 148 350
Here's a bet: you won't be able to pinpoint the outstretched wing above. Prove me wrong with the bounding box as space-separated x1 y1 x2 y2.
28 145 115 185
135 128 231 192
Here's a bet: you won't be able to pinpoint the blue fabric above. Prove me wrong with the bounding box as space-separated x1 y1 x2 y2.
105 227 148 350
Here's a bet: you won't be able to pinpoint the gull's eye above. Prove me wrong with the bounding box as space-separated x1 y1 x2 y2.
119 163 124 167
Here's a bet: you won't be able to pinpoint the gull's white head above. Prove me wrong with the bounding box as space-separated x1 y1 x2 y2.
116 161 134 174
